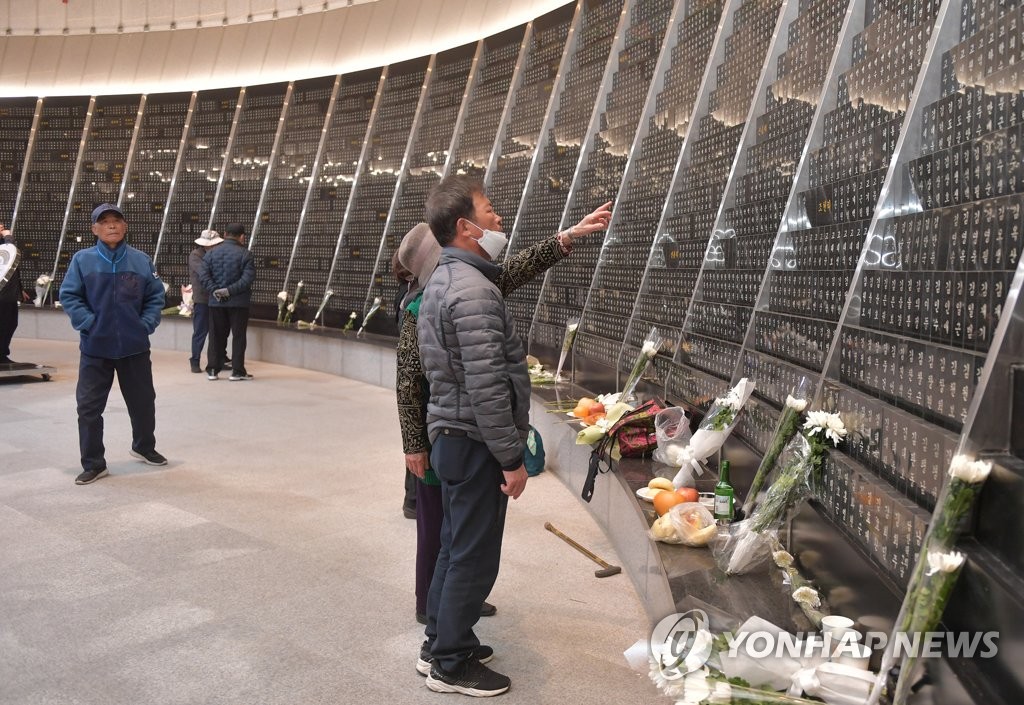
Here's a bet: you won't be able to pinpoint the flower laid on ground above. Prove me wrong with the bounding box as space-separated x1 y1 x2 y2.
282 281 304 324
742 384 810 516
296 320 317 330
620 327 662 399
276 290 289 322
555 318 579 381
313 289 334 324
343 311 357 331
528 357 556 385
356 296 381 337
712 410 842 575
34 274 51 307
670 378 755 486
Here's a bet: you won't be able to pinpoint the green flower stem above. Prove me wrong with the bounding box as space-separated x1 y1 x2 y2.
898 479 978 631
891 563 966 705
620 352 652 398
743 406 802 516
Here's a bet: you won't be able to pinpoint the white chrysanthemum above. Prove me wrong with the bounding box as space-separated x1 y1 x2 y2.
297 280 305 288
277 290 288 301
349 312 357 319
773 550 794 568
568 322 579 332
324 289 334 297
792 586 820 608
926 550 965 576
372 296 381 306
642 340 659 357
287 303 296 312
949 455 992 484
785 395 808 412
803 410 830 432
824 414 848 445
36 274 51 286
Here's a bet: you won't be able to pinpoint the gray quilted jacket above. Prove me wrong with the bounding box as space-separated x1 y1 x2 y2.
417 247 530 470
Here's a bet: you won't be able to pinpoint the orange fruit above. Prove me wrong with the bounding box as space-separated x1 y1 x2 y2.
653 490 686 516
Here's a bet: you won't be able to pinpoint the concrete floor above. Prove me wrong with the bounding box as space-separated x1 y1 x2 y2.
1 339 665 705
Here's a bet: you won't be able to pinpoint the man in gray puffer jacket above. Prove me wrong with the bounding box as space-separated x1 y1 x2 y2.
417 176 530 697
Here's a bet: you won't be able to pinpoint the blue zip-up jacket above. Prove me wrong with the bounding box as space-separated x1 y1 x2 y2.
60 240 165 359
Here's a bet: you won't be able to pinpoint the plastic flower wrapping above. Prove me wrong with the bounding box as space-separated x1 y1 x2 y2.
343 311 357 331
276 289 289 322
282 280 304 324
356 296 381 337
554 317 579 382
712 412 845 575
742 380 811 515
669 378 755 487
620 326 662 400
313 289 334 324
34 274 52 307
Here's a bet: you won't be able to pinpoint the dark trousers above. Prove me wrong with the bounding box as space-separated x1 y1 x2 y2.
76 351 157 472
415 481 443 616
208 306 249 375
426 435 508 672
190 302 209 365
0 301 17 360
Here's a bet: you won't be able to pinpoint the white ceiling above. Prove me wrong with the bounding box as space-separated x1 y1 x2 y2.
0 0 572 96
1 1 380 36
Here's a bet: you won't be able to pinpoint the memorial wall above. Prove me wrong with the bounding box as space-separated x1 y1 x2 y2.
2 0 1023 701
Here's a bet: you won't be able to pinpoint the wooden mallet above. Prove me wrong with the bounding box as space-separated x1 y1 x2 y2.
544 522 622 578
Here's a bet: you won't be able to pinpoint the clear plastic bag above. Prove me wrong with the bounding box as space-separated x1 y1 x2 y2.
668 502 718 547
652 406 691 467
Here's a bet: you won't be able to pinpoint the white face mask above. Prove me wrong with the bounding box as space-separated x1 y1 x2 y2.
466 220 507 261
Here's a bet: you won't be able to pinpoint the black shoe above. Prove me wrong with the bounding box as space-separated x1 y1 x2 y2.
480 601 497 618
416 611 427 625
229 373 254 381
190 361 202 373
403 503 416 520
426 658 509 696
130 449 168 466
207 370 219 381
0 356 13 364
75 468 108 485
417 641 493 676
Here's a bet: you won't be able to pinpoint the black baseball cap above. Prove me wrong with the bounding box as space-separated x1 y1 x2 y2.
225 223 247 237
91 203 125 223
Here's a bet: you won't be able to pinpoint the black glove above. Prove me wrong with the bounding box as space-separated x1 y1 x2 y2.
213 288 230 301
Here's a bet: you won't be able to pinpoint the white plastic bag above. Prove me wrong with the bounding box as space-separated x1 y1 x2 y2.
667 502 718 547
652 406 691 466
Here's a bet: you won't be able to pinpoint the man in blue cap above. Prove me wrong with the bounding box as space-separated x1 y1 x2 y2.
60 203 167 485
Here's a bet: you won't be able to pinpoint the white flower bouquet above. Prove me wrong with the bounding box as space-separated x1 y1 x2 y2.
670 378 755 486
276 289 289 323
343 311 357 331
356 296 381 337
712 411 845 575
742 381 810 516
620 326 662 399
34 274 52 307
312 289 334 324
868 455 992 705
282 280 304 324
554 317 579 382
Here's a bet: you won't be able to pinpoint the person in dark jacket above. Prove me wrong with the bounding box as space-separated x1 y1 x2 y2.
0 225 29 364
59 204 167 485
199 222 255 381
187 229 224 373
414 176 610 696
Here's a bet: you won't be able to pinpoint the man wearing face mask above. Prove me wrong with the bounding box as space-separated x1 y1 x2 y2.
415 176 611 696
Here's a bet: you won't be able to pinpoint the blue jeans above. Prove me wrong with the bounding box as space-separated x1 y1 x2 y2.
425 434 508 672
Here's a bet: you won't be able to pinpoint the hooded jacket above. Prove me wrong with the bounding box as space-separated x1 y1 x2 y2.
59 240 165 359
417 247 530 471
